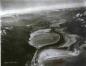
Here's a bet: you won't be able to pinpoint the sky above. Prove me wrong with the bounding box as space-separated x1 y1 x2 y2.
1 0 86 16
1 0 85 10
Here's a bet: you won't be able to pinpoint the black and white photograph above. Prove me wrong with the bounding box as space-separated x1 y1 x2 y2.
1 0 86 66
